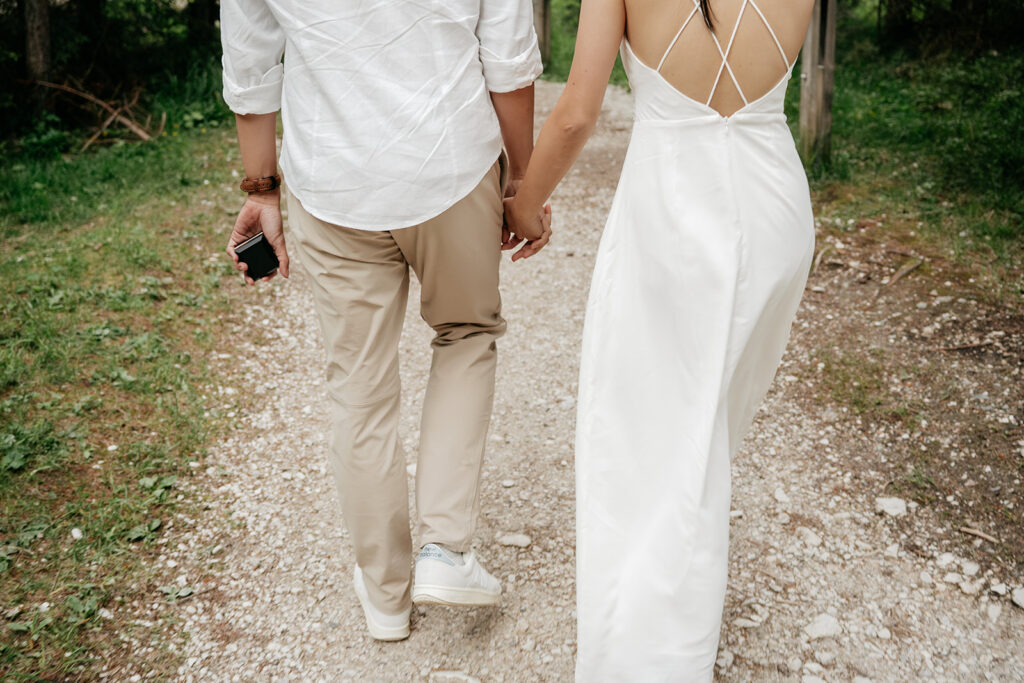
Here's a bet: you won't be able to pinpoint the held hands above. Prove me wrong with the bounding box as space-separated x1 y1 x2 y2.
226 191 290 285
502 184 553 262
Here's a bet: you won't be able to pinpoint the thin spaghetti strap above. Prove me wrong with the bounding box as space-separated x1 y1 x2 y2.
656 2 701 72
706 0 750 106
749 0 791 67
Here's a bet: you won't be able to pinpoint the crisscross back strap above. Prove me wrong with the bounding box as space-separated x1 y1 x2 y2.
749 0 791 67
655 0 795 108
655 4 702 72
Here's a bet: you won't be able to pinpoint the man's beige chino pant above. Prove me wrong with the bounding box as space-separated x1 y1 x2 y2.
287 157 506 615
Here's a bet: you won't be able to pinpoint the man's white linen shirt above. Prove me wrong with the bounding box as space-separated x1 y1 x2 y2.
220 1 542 230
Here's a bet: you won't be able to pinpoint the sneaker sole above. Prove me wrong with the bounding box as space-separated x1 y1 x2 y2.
355 595 411 641
354 574 410 641
411 584 501 607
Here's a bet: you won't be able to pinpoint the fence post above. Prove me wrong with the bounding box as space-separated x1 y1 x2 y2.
534 0 551 64
799 0 837 168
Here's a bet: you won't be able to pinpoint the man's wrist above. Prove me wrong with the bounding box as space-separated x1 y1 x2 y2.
246 188 281 206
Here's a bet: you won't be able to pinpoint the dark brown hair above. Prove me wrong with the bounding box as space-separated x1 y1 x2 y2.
700 0 714 30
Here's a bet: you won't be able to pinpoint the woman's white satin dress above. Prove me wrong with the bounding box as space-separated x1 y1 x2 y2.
574 32 815 681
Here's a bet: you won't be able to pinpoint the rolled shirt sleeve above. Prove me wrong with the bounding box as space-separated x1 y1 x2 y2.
220 0 286 114
477 0 544 93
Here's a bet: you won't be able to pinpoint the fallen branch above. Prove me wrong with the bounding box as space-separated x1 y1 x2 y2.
959 526 998 544
35 80 152 141
886 258 923 287
81 107 121 151
939 340 994 352
812 245 834 274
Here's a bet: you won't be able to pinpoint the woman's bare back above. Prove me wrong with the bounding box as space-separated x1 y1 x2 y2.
624 0 815 117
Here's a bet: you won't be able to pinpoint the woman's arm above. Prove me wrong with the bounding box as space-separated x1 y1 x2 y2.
505 0 626 259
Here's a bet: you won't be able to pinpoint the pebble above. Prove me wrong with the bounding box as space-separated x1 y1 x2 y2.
943 572 963 585
919 571 933 585
429 674 480 683
987 604 1002 624
803 613 841 639
936 552 957 568
884 542 899 557
71 528 83 540
500 480 516 488
773 487 791 504
98 608 114 619
797 527 822 547
1012 588 1024 609
990 582 1008 596
787 656 802 673
804 661 825 674
875 497 907 517
960 579 983 596
715 650 734 670
960 560 980 577
814 651 836 666
733 618 761 629
497 533 532 548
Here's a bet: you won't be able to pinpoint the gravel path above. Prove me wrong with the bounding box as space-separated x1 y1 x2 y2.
151 82 1023 682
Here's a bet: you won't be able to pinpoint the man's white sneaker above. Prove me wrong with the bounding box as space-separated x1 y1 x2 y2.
352 565 411 641
411 543 501 606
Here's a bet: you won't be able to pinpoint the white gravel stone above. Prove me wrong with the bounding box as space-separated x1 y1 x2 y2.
943 572 964 585
715 650 734 670
797 527 822 547
960 560 980 577
814 650 836 666
987 604 1002 624
500 480 516 488
497 534 532 548
1012 588 1024 609
429 673 480 683
990 582 1008 596
803 614 841 639
773 487 791 504
875 497 907 517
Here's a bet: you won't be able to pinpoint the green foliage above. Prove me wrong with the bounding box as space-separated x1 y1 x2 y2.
0 122 239 678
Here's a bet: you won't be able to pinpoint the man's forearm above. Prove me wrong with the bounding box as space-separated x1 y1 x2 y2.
235 112 280 181
490 85 535 180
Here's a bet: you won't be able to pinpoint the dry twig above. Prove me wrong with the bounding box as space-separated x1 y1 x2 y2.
959 526 999 544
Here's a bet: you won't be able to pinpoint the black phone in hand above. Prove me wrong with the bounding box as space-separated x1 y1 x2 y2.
234 232 280 281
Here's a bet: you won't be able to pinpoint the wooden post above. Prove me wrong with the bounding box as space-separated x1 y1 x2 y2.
799 0 837 168
534 0 551 64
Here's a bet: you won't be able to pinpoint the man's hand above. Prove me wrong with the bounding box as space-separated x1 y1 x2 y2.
503 196 552 262
226 191 290 285
501 177 524 251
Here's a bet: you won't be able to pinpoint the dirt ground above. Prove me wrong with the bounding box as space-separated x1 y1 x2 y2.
106 81 1023 682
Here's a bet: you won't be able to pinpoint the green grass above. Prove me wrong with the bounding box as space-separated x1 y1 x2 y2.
0 107 241 677
543 0 628 87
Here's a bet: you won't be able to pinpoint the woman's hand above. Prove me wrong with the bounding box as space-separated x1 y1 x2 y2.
226 191 290 285
503 196 552 262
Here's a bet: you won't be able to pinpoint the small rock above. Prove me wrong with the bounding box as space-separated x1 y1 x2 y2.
1012 587 1024 609
729 509 744 518
884 542 899 558
801 676 826 683
498 533 531 548
814 651 836 666
943 572 963 585
960 579 983 596
961 560 980 576
38 602 50 612
919 571 933 585
71 528 83 540
774 487 790 504
936 552 956 568
98 608 114 619
787 656 802 673
733 618 760 628
987 603 1002 624
777 512 791 524
5 606 21 619
715 650 734 670
990 582 1007 596
500 480 516 488
877 626 891 640
803 662 825 674
797 527 822 547
875 497 906 517
803 613 841 639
